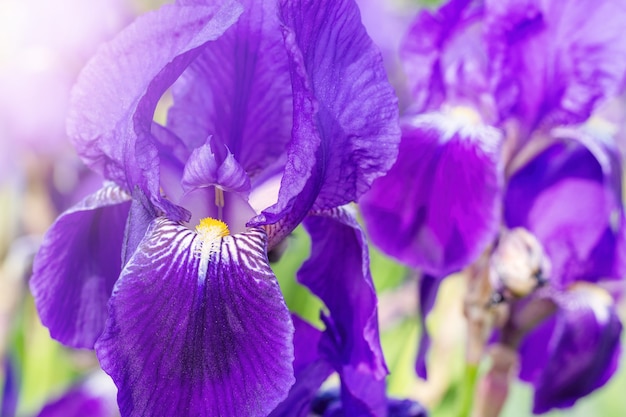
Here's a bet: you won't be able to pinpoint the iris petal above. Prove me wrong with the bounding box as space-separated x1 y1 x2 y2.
361 112 503 277
67 1 242 216
487 0 626 130
298 207 387 379
400 0 489 114
505 138 624 287
96 218 294 417
269 316 334 417
181 138 251 194
519 287 622 413
415 274 441 379
168 0 292 180
254 0 400 231
30 184 130 348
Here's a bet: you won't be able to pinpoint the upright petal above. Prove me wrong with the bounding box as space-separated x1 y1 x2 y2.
298 207 387 379
360 111 503 277
168 0 292 180
30 184 130 348
254 0 400 230
67 1 242 214
400 0 491 115
96 218 294 417
486 0 626 131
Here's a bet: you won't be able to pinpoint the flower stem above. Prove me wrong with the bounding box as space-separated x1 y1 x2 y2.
458 362 479 417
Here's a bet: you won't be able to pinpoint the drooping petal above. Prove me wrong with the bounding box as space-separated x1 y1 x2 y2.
298 207 387 380
67 1 242 216
253 0 400 231
269 316 334 417
30 184 130 348
96 218 294 417
486 0 626 131
505 137 624 288
273 314 387 417
338 366 387 417
518 285 622 414
168 0 292 180
360 111 503 277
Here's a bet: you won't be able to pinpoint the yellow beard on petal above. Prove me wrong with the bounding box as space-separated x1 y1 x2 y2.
196 217 230 241
195 217 230 277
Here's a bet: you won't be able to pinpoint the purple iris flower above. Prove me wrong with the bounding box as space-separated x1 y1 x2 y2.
501 128 625 413
29 0 400 416
359 0 626 413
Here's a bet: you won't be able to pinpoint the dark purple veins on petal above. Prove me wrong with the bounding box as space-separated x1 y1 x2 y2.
168 0 292 180
96 218 294 417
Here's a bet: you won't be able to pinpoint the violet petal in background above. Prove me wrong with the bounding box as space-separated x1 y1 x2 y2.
415 274 441 379
505 138 624 288
519 287 622 414
96 218 294 417
400 0 490 114
36 372 118 417
30 184 130 348
487 0 626 131
361 112 502 277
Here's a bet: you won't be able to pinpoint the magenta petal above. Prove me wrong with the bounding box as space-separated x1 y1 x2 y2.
30 184 130 348
298 207 387 379
96 218 294 417
255 0 400 228
67 1 242 211
361 112 503 276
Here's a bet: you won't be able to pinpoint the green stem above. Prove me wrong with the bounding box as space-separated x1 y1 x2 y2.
458 362 479 417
